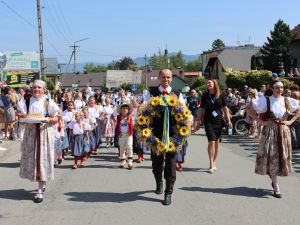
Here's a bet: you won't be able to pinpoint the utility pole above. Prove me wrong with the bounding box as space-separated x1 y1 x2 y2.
37 0 45 80
69 44 79 73
144 54 147 88
68 38 88 74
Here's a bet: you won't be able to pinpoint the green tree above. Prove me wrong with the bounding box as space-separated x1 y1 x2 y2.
46 80 55 91
185 58 202 71
107 61 118 70
84 63 106 73
170 51 185 69
119 83 131 91
261 19 295 72
118 57 137 70
191 76 206 91
149 53 162 70
212 39 225 50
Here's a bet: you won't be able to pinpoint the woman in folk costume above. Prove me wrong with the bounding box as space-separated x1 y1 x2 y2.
249 81 300 198
82 107 97 155
102 97 116 148
115 103 134 169
87 96 104 154
17 80 59 203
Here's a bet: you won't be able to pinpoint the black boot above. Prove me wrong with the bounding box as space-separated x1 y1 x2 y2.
162 194 172 206
155 180 163 194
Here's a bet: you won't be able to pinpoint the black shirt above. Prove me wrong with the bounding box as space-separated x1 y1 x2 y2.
200 92 226 124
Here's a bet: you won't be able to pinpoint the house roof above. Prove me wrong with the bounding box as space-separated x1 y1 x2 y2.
60 73 106 87
184 72 200 77
204 47 260 71
292 24 300 40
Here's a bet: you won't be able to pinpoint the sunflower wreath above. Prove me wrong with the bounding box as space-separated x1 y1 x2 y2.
136 93 192 154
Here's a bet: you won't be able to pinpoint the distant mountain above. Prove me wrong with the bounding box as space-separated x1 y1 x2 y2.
59 62 107 73
59 53 201 73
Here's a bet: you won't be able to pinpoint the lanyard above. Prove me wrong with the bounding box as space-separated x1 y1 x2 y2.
209 93 215 105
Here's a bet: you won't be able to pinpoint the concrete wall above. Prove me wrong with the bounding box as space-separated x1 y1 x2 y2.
106 70 142 88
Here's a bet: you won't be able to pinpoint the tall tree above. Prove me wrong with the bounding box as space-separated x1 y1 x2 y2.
170 51 185 69
149 52 165 70
84 63 106 73
261 19 295 72
184 58 202 72
212 39 225 50
118 57 137 70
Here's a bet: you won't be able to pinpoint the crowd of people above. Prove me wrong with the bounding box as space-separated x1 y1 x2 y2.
1 69 299 204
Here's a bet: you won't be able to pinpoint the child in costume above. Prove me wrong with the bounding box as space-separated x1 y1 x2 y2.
115 103 134 169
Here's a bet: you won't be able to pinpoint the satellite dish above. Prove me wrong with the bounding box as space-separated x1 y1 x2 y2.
0 51 6 69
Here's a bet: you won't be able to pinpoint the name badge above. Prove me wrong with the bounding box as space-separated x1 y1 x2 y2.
212 111 218 117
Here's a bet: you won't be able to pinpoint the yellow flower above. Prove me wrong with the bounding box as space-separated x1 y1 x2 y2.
179 126 190 136
150 97 160 106
167 96 177 107
137 115 146 125
142 128 151 138
183 108 191 117
166 142 176 152
175 113 184 122
144 116 150 124
156 142 165 152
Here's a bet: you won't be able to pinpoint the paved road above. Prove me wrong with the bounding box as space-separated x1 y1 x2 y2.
0 131 300 225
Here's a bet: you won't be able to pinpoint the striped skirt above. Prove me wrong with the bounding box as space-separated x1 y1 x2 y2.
255 124 292 177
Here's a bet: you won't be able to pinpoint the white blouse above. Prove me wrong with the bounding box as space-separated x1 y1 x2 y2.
17 96 59 117
253 96 299 119
83 117 96 131
88 105 104 119
74 99 86 111
72 122 84 135
62 109 76 123
103 105 114 116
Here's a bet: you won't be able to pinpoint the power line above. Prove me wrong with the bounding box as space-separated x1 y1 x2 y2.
42 1 71 43
1 0 68 62
55 0 73 39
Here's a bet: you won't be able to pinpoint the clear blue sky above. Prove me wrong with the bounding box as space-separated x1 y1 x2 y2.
1 0 299 63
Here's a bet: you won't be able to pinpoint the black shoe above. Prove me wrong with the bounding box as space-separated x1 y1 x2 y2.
57 159 62 165
155 182 163 194
162 194 172 206
273 190 282 198
34 193 43 203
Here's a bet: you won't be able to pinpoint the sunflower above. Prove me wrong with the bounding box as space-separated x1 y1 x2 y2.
183 108 191 117
179 126 190 136
142 128 152 138
156 142 165 153
167 95 177 107
166 142 176 152
150 97 160 107
175 113 184 122
137 115 146 125
144 116 150 124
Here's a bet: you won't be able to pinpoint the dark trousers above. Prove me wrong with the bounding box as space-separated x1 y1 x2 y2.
151 151 176 195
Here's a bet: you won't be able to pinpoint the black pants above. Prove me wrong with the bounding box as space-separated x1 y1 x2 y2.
151 151 176 195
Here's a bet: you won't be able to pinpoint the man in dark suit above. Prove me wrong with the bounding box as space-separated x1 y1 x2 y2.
149 69 184 206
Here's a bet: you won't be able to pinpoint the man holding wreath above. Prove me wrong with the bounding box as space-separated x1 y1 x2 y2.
148 69 185 205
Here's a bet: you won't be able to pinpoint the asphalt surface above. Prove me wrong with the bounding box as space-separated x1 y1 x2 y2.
0 131 300 225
